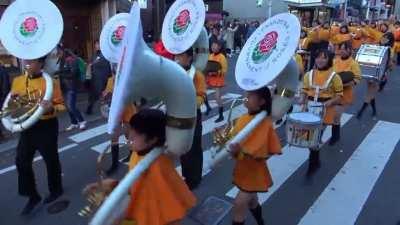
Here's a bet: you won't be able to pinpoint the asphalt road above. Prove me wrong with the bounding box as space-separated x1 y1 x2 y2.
0 54 399 225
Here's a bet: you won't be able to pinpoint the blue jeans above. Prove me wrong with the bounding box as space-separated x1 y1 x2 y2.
64 91 84 125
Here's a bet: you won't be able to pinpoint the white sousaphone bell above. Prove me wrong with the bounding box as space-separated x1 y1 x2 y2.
162 0 209 73
98 12 130 118
0 0 63 132
210 13 301 168
89 1 203 224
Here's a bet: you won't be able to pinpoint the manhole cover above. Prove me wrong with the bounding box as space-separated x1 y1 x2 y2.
47 200 70 214
189 196 232 225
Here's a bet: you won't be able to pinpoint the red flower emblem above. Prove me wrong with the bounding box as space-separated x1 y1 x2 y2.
258 31 278 53
23 17 38 32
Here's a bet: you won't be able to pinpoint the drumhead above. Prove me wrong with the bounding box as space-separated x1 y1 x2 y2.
288 112 321 123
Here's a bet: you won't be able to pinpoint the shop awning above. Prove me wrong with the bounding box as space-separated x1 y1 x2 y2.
285 0 345 8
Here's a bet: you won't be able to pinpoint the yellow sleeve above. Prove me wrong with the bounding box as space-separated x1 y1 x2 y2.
302 72 310 91
10 75 26 96
194 71 206 107
351 60 362 83
331 75 343 96
105 76 114 93
52 79 66 112
219 54 228 75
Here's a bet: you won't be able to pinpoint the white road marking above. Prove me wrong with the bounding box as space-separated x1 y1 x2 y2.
0 143 78 175
69 124 108 143
298 121 400 225
225 113 353 203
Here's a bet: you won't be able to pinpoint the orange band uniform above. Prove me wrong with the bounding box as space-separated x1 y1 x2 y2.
11 74 65 120
105 76 137 123
350 27 363 50
232 115 282 192
318 28 330 42
302 69 344 125
206 53 228 88
295 53 304 76
193 70 207 108
330 33 352 54
123 152 196 225
333 57 361 105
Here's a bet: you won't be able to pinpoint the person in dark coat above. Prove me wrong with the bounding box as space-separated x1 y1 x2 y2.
0 64 10 141
86 40 112 115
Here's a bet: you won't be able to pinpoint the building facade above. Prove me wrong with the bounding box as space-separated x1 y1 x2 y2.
223 0 288 21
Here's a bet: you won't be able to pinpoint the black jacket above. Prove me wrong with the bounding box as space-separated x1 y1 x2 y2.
0 66 10 106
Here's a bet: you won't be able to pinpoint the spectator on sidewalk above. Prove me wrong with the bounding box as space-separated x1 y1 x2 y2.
56 47 87 131
86 40 111 115
0 64 10 142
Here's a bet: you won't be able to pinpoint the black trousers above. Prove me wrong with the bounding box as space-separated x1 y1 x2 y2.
180 109 203 187
16 118 63 197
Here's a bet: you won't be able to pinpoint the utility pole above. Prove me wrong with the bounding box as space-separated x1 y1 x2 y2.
267 0 272 19
366 0 371 20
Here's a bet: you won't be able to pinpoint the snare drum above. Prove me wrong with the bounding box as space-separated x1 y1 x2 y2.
307 101 325 118
286 112 323 148
355 44 389 81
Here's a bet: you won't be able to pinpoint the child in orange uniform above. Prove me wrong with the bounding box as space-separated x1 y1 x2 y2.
207 41 228 123
229 86 282 225
86 109 196 225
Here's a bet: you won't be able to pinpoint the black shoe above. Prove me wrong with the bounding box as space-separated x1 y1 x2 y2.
329 125 340 146
43 191 63 204
214 116 224 123
21 195 42 215
85 106 93 115
306 151 321 176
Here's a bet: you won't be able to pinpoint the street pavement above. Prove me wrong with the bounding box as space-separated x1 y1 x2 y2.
0 54 400 225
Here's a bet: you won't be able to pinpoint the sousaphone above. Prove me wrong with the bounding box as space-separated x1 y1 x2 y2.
210 13 301 168
98 13 130 118
162 0 209 71
88 2 197 225
0 0 63 132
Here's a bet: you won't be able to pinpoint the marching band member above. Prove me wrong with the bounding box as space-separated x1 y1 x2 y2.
350 22 363 51
229 86 281 225
332 42 361 145
356 32 394 119
175 47 206 190
85 109 196 225
101 72 138 174
13 57 66 214
299 29 311 71
299 29 311 51
307 21 321 69
301 49 343 174
318 21 331 50
393 21 400 65
331 25 352 54
207 40 228 123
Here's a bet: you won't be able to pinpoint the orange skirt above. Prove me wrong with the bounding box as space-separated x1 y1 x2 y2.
323 105 336 125
206 74 225 88
233 156 272 192
341 86 354 105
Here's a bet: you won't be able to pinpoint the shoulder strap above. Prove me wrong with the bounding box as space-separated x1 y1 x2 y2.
323 72 336 89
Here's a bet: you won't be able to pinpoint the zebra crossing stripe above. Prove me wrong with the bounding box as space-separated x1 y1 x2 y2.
225 113 353 203
298 121 400 225
70 92 241 143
